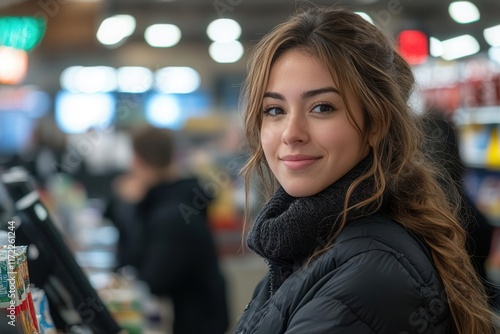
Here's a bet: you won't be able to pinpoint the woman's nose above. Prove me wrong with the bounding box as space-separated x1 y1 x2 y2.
282 114 309 145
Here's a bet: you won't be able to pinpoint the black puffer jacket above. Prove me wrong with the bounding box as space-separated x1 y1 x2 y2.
233 213 453 333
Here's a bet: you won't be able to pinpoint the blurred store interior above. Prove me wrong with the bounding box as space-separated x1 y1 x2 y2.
1 0 500 332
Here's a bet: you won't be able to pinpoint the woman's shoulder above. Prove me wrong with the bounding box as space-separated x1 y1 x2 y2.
332 213 435 278
308 213 444 300
297 213 450 332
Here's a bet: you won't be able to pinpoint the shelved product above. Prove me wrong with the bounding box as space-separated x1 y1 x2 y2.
0 246 39 333
417 57 500 219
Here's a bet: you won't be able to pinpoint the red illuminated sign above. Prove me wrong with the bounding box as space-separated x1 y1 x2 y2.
397 30 428 65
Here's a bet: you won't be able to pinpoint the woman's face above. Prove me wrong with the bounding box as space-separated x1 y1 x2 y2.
261 49 369 197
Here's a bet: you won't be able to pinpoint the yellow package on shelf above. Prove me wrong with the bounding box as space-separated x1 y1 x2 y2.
486 126 500 169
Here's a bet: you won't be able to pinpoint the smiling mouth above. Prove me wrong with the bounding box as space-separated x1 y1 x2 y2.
280 156 321 170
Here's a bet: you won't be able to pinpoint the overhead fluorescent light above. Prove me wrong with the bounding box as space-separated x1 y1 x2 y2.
60 66 117 93
117 67 153 93
209 41 244 63
448 1 480 24
155 67 201 94
441 34 479 61
97 15 136 46
144 24 181 48
430 37 444 57
489 46 500 64
484 25 500 47
207 19 241 42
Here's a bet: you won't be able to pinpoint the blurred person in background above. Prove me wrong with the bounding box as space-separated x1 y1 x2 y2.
233 5 496 334
104 125 229 334
422 109 498 308
4 116 67 187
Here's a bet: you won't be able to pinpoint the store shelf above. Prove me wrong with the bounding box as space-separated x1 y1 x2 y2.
455 106 500 125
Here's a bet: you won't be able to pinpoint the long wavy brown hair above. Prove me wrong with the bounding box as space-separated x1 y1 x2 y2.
240 5 497 334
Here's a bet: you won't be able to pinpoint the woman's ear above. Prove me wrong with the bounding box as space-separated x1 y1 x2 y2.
367 134 376 148
366 118 388 149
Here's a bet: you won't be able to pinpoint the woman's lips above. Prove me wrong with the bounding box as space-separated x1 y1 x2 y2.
280 155 321 170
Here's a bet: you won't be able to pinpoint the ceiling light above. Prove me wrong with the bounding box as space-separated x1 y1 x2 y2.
144 24 181 47
429 37 444 57
441 34 480 61
60 66 117 93
448 1 480 24
484 25 500 47
355 12 373 24
60 66 83 92
155 67 201 94
209 41 244 63
206 18 241 42
117 67 153 93
489 47 500 65
96 14 136 46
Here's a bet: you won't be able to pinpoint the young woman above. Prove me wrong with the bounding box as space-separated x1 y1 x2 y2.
234 5 497 334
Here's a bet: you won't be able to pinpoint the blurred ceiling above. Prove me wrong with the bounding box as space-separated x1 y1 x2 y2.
0 0 499 90
2 0 499 53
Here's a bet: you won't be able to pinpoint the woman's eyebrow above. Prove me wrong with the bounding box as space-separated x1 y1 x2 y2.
263 91 285 100
263 87 340 101
301 87 340 99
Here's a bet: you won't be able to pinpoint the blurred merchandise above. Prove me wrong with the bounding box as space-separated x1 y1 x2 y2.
1 166 121 333
31 287 56 334
0 246 40 334
466 171 500 224
92 270 174 334
97 273 145 334
418 56 500 302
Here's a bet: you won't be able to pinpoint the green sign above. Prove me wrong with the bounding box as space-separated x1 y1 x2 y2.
0 17 46 51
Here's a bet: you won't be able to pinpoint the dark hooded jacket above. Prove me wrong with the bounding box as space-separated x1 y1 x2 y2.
107 178 229 334
233 213 453 334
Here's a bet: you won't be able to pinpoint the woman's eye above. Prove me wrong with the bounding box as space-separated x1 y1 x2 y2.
311 104 335 113
263 107 284 116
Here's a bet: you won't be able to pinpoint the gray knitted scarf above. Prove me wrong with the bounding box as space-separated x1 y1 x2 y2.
246 155 376 268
